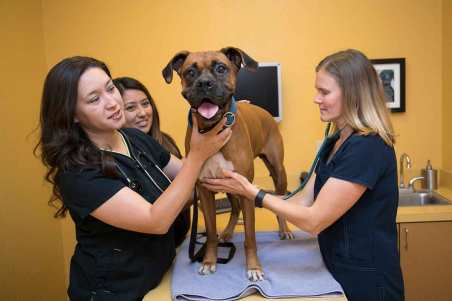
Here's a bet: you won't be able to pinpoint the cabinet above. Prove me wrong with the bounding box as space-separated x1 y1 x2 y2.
398 221 452 301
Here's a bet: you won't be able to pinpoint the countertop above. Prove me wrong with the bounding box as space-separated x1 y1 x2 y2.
396 187 452 223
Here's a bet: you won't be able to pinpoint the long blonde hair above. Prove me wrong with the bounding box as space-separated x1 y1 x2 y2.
316 49 396 146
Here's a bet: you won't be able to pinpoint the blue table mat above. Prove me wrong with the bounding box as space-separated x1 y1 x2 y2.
171 231 344 301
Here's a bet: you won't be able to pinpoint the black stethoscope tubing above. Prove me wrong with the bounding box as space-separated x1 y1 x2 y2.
115 131 172 194
283 122 334 200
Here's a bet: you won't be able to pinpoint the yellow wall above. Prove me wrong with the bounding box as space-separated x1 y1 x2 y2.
41 0 443 182
443 0 452 174
0 1 66 300
2 0 448 296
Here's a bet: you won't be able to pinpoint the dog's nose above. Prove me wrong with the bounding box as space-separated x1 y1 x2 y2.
196 79 214 90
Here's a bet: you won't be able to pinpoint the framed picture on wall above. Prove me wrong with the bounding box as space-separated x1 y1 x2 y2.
371 58 406 113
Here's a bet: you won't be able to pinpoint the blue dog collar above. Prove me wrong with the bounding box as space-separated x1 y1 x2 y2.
188 96 237 129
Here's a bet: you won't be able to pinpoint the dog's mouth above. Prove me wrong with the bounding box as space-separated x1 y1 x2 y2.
194 99 222 120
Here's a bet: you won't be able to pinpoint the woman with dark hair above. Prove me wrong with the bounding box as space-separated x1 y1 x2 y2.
113 77 182 157
35 56 231 300
202 49 404 301
113 76 189 247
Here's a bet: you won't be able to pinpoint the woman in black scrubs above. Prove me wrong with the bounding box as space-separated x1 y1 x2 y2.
35 56 231 301
113 76 189 248
202 49 404 301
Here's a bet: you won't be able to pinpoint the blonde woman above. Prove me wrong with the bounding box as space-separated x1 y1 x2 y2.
202 49 404 301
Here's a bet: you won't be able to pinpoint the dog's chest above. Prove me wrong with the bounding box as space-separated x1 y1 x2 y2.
198 152 234 180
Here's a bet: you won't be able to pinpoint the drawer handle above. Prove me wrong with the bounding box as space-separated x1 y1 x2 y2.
404 228 409 250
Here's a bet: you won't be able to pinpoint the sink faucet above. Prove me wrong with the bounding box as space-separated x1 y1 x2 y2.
399 153 412 188
408 176 424 192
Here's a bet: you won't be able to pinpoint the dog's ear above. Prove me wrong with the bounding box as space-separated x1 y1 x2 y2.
162 51 190 84
220 47 258 72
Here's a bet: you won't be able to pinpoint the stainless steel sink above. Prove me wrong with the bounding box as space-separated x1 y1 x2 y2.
398 191 451 206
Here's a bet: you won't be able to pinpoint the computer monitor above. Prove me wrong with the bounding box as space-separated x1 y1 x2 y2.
234 62 283 122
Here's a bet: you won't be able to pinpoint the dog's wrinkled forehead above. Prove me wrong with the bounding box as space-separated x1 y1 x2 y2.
181 51 235 72
162 47 257 84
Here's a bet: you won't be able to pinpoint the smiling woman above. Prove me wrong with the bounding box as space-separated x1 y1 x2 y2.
34 56 232 300
113 77 182 158
74 68 126 138
122 88 154 133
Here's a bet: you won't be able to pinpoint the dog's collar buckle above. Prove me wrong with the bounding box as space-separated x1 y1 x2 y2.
223 111 235 127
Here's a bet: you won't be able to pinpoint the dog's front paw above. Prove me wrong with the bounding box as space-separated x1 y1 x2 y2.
219 229 234 242
198 263 217 275
247 269 265 281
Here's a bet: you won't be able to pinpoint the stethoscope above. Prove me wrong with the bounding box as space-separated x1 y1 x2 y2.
283 122 341 200
115 130 172 194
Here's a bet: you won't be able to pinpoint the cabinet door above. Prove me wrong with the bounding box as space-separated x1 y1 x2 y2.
399 221 452 301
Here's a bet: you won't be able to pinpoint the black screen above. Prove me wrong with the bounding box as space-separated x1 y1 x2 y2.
234 64 281 119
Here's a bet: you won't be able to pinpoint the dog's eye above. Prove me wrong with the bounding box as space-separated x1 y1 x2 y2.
216 65 227 74
185 68 197 78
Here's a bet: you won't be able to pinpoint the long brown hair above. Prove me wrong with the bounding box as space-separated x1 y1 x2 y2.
316 49 396 145
34 56 117 217
113 77 182 158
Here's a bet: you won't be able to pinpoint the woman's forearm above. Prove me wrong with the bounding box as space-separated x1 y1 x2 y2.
261 194 320 235
149 154 202 233
150 119 231 233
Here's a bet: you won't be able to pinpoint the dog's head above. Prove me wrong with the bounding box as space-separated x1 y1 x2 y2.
162 47 257 126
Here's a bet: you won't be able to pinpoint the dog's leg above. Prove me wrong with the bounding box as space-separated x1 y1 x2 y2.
197 186 219 275
259 152 294 240
219 193 240 242
241 197 264 281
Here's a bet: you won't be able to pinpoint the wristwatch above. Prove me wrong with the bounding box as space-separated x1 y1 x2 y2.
254 189 267 208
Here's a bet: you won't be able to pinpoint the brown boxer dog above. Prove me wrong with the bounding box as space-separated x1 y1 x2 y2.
162 47 293 281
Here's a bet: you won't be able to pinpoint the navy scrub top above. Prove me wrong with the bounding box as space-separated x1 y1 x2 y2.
56 128 175 301
314 133 404 301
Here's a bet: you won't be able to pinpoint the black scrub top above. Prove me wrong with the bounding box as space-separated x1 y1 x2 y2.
56 128 174 301
314 133 404 301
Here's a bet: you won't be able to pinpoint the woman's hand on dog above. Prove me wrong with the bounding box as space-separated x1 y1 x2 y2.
188 114 232 162
201 169 259 201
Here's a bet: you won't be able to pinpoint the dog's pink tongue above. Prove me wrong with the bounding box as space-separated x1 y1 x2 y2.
197 102 219 119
